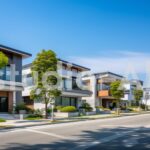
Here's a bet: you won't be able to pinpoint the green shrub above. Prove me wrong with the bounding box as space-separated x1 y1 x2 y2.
80 102 93 112
60 106 77 112
56 106 64 111
34 109 44 116
0 118 6 122
25 114 43 120
15 103 28 113
26 114 43 118
47 108 52 113
96 106 104 109
141 104 147 110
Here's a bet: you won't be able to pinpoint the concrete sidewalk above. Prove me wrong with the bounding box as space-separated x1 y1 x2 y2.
1 112 150 129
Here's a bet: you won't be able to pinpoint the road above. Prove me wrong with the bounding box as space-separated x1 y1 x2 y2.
0 114 150 150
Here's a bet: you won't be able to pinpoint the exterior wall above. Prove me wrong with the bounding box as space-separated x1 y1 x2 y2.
0 91 13 112
22 62 91 110
142 89 150 108
0 47 30 112
82 76 98 110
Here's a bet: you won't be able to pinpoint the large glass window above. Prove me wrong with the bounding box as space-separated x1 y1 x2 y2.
23 74 34 86
6 66 11 81
55 97 62 106
55 97 77 107
0 66 11 81
72 77 79 90
62 97 70 106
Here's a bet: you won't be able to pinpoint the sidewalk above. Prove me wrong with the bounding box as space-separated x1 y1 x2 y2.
0 111 150 129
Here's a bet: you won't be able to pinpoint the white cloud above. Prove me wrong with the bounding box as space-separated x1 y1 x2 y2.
68 51 150 76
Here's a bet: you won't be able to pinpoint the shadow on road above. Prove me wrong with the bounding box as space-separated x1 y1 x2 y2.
1 126 150 150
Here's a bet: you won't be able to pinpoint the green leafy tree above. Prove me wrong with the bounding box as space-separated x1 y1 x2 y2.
133 89 143 107
110 80 124 114
0 52 8 68
30 50 61 119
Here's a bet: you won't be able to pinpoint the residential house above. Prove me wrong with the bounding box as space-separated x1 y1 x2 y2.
142 88 150 109
82 72 143 110
22 59 92 110
0 45 31 113
82 72 124 110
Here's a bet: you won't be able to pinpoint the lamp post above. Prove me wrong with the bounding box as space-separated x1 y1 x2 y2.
145 92 149 111
50 98 55 121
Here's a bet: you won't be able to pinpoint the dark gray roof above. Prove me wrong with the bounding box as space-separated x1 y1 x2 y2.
58 58 90 71
93 71 124 78
23 58 90 71
0 44 32 58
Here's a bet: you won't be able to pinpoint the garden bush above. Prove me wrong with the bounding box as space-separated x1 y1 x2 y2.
0 118 6 122
15 103 28 113
60 106 77 112
80 102 93 112
34 109 44 116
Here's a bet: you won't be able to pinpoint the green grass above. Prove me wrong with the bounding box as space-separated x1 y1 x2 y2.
25 117 43 120
0 118 6 122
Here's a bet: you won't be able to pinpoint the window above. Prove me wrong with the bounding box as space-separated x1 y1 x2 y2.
55 97 77 107
62 97 70 106
0 66 11 81
72 77 79 90
23 74 34 86
62 78 67 89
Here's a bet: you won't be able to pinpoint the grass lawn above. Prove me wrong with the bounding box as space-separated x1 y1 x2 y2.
25 117 43 120
0 118 6 122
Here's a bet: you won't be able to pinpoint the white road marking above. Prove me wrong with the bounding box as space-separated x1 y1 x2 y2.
26 129 73 140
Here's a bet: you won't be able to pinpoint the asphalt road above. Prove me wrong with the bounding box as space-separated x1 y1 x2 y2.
0 114 150 150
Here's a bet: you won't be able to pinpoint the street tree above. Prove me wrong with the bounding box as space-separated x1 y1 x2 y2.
110 80 124 115
0 51 8 68
133 89 143 108
30 50 61 119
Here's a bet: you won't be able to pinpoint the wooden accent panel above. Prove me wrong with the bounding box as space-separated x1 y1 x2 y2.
0 91 13 112
98 90 110 97
0 91 8 97
8 92 13 112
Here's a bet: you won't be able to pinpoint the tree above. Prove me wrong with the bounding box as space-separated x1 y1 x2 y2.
110 80 124 115
30 50 61 119
133 89 143 108
0 51 8 68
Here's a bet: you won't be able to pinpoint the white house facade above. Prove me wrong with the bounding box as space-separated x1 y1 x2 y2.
22 59 92 110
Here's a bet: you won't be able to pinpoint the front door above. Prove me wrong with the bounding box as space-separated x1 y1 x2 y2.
0 97 8 112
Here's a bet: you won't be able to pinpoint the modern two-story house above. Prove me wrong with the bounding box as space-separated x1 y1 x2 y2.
22 59 92 110
82 72 124 110
0 45 31 113
82 72 144 110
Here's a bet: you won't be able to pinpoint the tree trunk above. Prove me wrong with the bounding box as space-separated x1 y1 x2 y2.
145 99 147 111
116 100 120 116
45 103 48 119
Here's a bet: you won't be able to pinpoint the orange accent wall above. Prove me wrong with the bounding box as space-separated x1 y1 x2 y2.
98 90 110 97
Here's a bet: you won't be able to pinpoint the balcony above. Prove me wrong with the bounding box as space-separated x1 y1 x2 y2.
57 69 78 77
98 90 111 97
62 88 92 97
0 80 24 91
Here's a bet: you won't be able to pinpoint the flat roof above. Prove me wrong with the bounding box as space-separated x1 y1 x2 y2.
23 58 90 71
58 58 90 71
93 71 124 78
0 44 32 58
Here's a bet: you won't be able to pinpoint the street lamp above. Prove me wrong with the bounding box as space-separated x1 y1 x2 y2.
50 98 55 121
145 92 150 111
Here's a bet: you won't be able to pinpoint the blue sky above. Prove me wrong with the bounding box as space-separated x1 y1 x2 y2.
0 0 150 83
